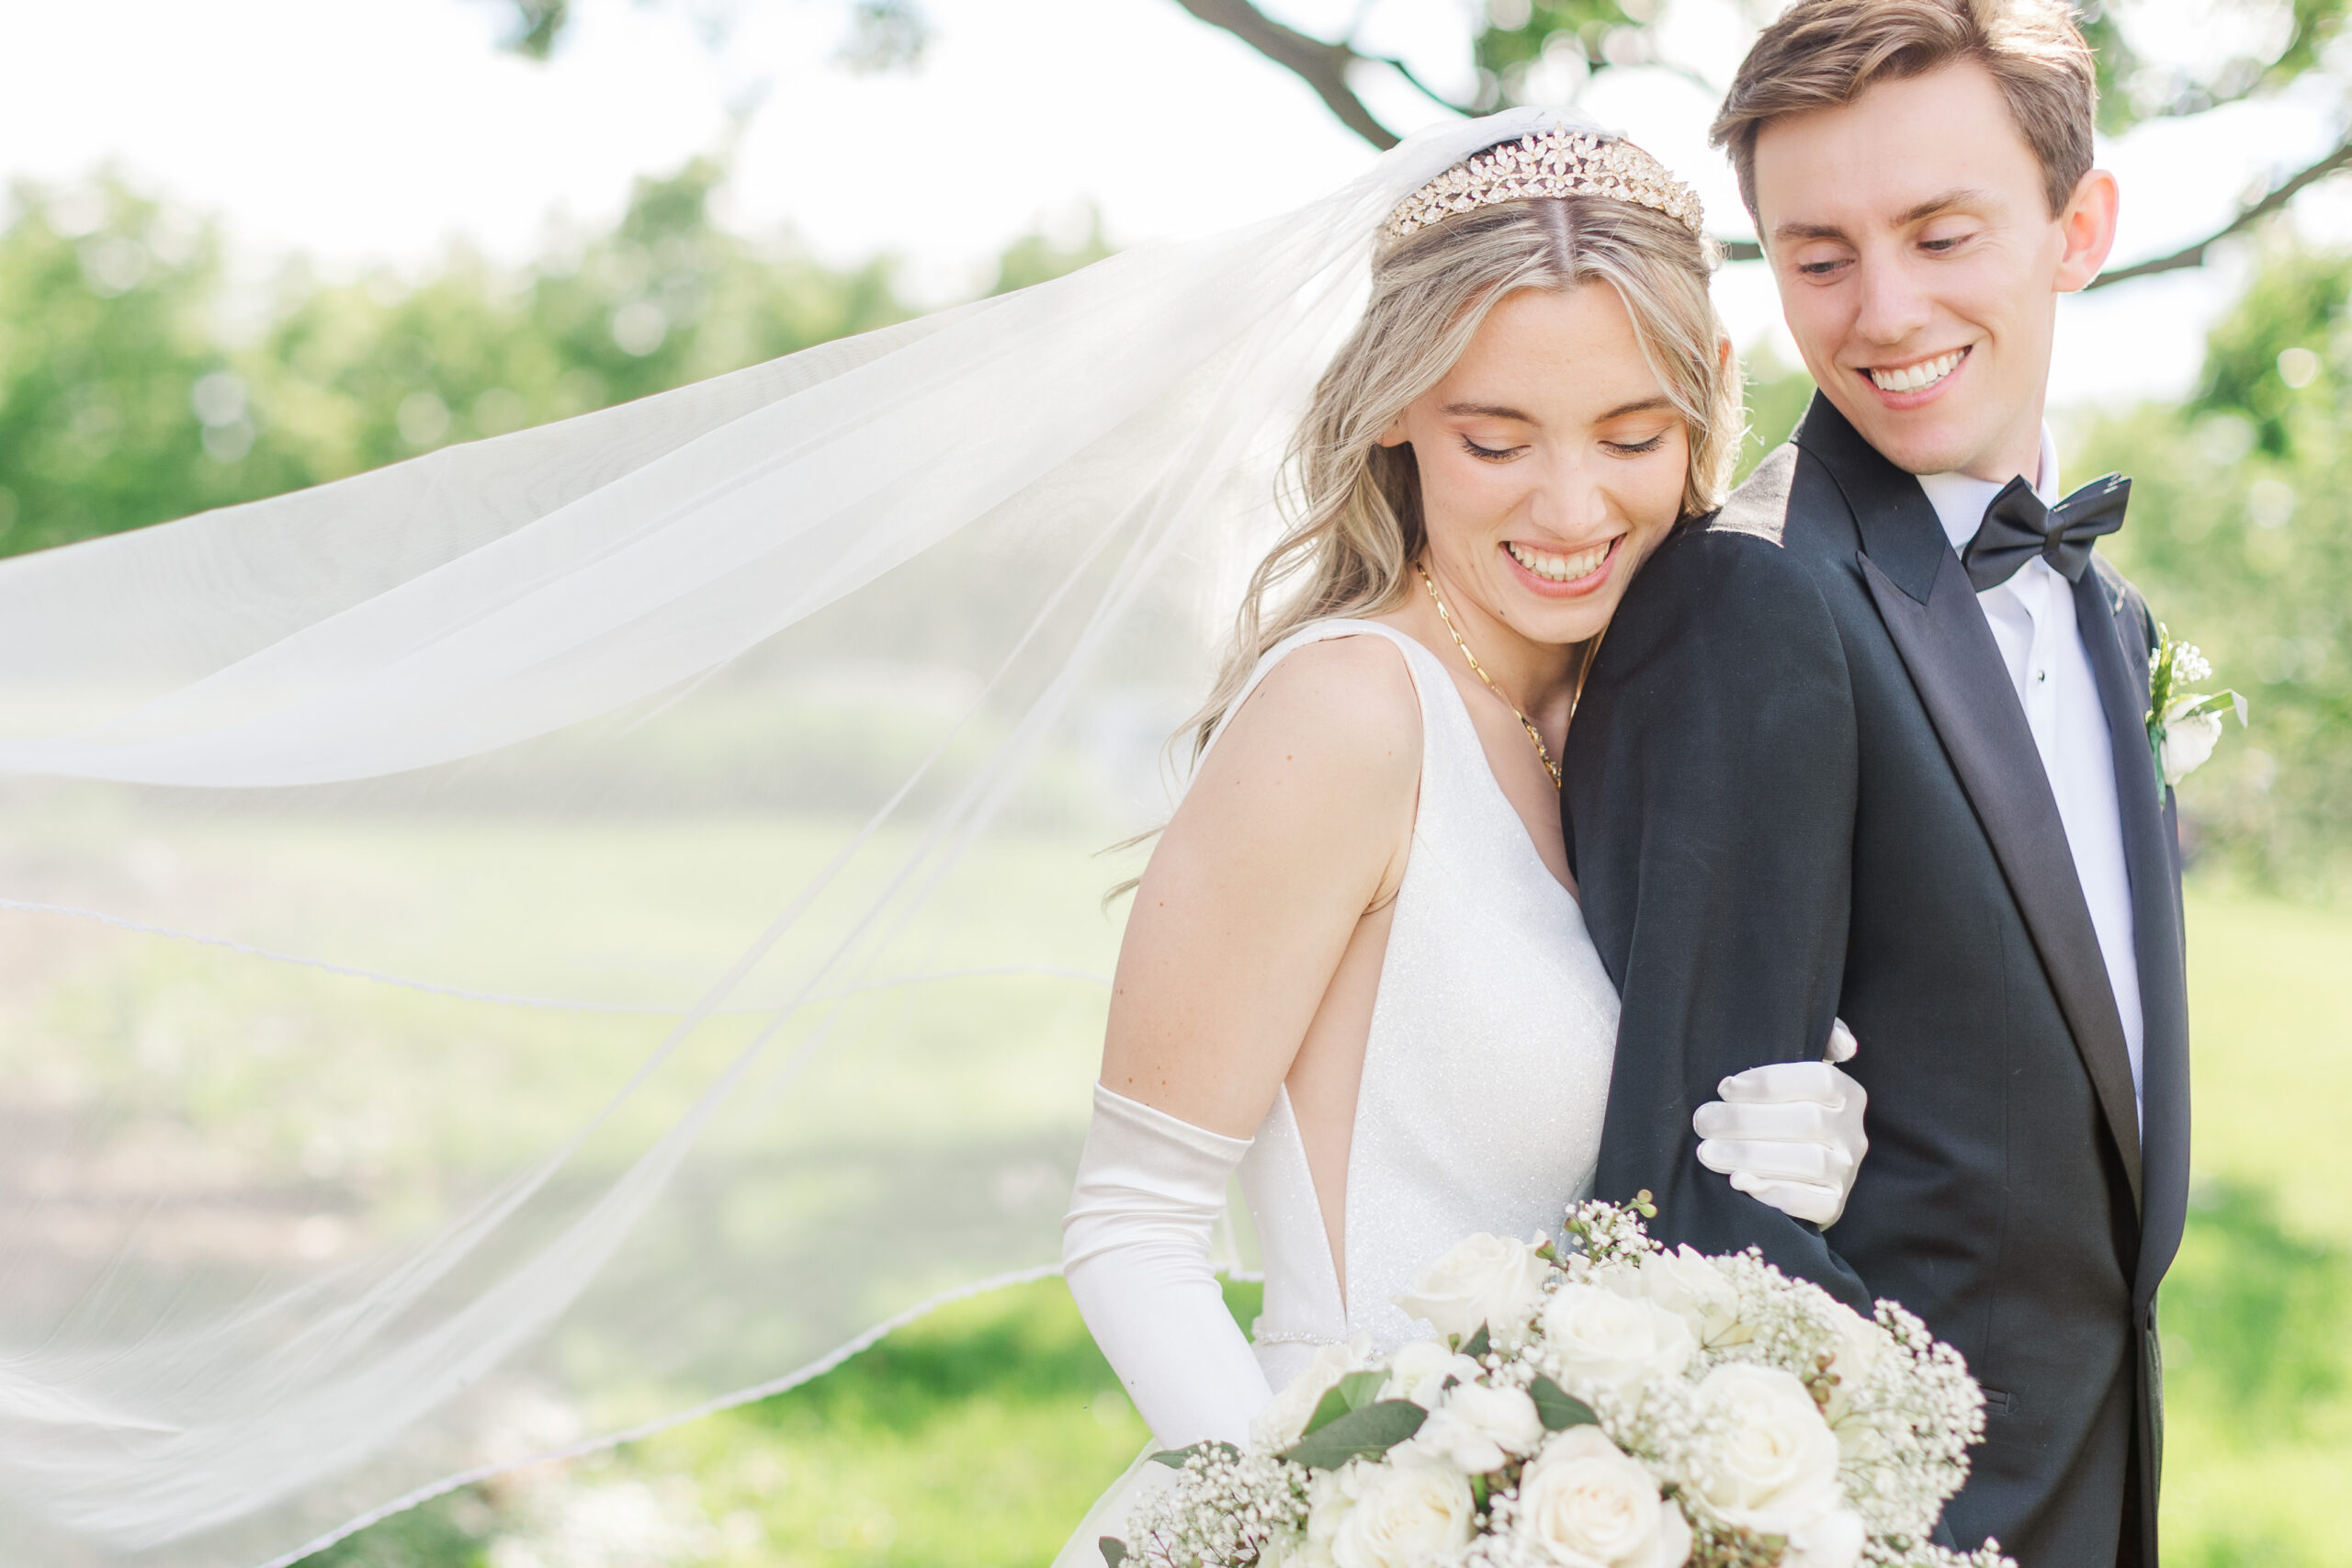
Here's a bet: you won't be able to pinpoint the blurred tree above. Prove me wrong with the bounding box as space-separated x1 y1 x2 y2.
0 180 243 554
2074 242 2352 885
0 155 1120 558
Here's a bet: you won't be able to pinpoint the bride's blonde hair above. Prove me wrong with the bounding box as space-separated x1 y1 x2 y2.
1185 189 1740 761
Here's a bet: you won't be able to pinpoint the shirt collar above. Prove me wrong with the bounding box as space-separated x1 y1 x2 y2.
1915 423 2061 554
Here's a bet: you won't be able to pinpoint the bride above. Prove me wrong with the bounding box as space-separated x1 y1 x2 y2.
1057 128 1870 1554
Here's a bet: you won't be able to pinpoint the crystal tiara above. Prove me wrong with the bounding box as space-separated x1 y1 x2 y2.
1384 127 1704 242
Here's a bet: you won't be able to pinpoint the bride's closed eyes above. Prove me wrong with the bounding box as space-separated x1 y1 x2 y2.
1458 434 1524 462
1453 427 1675 463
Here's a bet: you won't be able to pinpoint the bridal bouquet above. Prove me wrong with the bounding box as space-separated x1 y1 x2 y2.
1103 1199 2011 1568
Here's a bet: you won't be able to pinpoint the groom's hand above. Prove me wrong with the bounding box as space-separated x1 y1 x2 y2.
1692 1021 1869 1228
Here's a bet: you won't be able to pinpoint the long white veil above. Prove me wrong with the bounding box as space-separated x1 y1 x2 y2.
0 108 1566 1568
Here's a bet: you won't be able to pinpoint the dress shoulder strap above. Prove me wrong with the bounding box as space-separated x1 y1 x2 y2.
1204 619 1443 761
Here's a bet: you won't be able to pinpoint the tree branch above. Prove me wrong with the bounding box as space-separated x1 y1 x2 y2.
2089 135 2352 288
1366 52 1476 117
1168 0 1399 150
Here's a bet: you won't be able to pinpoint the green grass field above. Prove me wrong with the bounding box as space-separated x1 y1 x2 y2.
299 884 2352 1568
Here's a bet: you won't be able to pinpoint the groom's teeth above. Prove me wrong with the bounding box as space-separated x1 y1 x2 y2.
1507 539 1611 582
1869 349 1963 394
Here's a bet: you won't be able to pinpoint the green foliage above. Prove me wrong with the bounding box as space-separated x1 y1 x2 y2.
489 0 569 61
1526 1373 1599 1430
1278 1397 1428 1469
1472 0 1651 107
2080 0 2351 132
2074 244 2352 886
2189 242 2350 456
0 179 239 552
1302 1369 1389 1430
0 158 1129 559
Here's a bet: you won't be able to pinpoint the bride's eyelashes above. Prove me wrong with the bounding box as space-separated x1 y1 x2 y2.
1457 434 1525 462
1603 433 1669 456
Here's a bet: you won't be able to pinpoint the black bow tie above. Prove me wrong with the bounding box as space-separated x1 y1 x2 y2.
1960 472 2130 592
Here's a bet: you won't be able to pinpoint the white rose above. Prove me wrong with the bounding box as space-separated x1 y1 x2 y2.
1383 1338 1485 1409
1632 1247 1747 1348
1690 1364 1846 1537
1302 1465 1359 1568
1787 1506 1866 1568
1254 1333 1376 1450
1329 1459 1477 1568
1394 1233 1552 1349
1407 1382 1545 1474
1539 1283 1695 1398
1515 1426 1695 1568
2160 705 2224 785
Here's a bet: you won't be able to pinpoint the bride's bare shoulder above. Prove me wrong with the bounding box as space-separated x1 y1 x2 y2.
1198 631 1422 805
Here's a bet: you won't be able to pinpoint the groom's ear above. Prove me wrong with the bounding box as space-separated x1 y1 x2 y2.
2053 167 2120 294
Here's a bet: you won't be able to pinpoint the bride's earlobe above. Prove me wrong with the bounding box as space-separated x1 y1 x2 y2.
1375 413 1410 448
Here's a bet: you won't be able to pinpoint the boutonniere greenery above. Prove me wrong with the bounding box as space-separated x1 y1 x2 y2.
2146 626 2246 789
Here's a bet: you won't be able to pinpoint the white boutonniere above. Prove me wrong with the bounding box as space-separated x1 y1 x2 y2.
2146 626 2246 788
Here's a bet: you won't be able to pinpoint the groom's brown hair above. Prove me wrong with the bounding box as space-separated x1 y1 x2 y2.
1712 0 2096 219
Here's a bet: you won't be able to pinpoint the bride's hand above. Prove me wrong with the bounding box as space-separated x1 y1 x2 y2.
1690 1020 1868 1229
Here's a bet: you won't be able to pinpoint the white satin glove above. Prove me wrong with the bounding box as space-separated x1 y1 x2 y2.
1692 1019 1869 1229
1062 1084 1273 1450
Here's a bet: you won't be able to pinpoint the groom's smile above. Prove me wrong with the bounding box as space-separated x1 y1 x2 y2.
1863 345 1969 400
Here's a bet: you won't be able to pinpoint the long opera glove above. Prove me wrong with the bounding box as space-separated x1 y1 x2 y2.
1062 1083 1273 1449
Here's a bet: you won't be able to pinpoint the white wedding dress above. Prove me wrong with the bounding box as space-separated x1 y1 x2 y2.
1055 619 1623 1564
1232 622 1621 1388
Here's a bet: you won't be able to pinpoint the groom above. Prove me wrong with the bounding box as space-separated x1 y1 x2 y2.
1566 1 2187 1564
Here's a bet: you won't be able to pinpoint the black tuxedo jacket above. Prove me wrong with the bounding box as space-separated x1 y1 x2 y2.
1564 395 2190 1568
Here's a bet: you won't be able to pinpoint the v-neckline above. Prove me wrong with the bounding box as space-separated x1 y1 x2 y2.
1344 620 1577 902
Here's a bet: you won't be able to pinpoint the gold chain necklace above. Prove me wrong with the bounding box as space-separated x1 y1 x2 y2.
1415 563 1562 791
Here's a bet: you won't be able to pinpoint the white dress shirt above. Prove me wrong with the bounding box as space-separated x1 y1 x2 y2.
1916 426 2144 1113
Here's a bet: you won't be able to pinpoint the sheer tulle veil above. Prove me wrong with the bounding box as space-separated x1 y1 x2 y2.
0 108 1588 1567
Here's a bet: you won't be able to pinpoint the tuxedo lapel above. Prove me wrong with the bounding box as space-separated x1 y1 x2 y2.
2078 563 2193 1301
1795 397 2145 1202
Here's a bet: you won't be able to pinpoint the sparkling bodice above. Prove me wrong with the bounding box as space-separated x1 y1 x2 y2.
1227 620 1621 1391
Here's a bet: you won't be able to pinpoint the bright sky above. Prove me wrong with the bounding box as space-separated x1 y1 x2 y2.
1 0 2341 408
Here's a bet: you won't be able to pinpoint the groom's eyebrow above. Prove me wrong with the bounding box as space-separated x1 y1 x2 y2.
1770 189 1991 243
1894 188 1990 224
